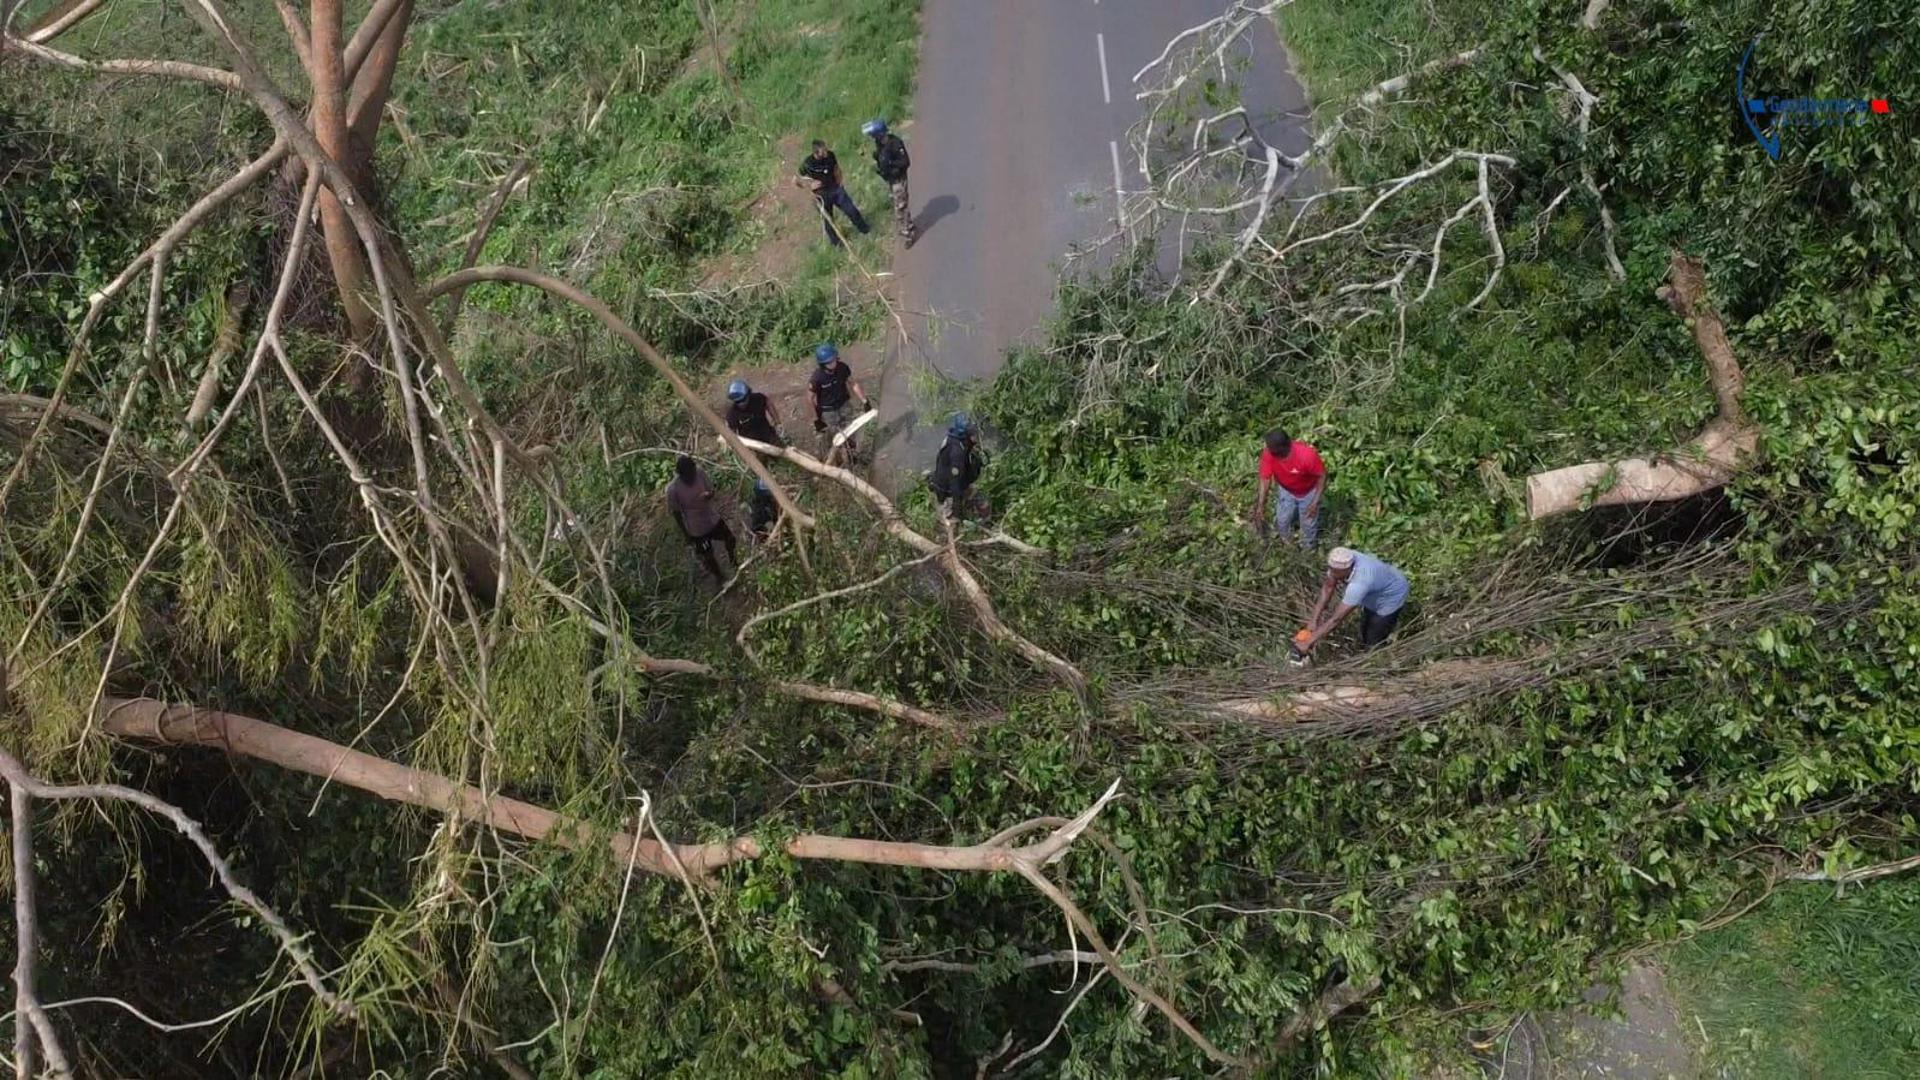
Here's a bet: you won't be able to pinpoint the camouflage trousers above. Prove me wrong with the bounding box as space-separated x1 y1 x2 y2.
888 179 916 241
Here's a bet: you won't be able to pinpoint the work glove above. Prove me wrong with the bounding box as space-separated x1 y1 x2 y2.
864 399 876 414
813 418 827 433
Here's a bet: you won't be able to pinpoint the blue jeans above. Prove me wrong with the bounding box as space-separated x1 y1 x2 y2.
1271 485 1320 548
816 188 870 246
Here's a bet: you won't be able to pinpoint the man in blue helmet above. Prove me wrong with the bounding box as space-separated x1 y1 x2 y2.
724 378 784 446
863 118 916 247
807 343 872 456
749 477 779 542
793 138 870 248
930 413 987 522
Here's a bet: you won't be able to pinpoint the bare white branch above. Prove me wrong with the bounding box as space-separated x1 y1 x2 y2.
1536 47 1626 281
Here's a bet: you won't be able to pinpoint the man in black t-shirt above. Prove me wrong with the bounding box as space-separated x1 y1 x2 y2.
793 139 870 247
724 379 783 446
807 342 872 458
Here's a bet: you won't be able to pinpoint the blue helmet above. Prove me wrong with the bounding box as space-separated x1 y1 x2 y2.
726 379 749 403
814 342 838 365
862 118 889 138
948 413 974 439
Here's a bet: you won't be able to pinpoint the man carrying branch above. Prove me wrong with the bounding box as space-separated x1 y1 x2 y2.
725 379 784 447
808 343 874 459
794 138 870 248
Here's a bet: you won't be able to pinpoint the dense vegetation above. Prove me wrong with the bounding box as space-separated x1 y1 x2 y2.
2 0 1916 1077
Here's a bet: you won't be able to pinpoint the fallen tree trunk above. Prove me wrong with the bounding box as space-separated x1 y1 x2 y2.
95 697 1062 879
1208 658 1519 724
1527 253 1758 520
97 696 1237 1062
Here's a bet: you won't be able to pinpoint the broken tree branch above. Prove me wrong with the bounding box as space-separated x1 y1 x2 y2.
531 588 959 732
421 266 812 531
1130 6 1488 300
738 553 940 662
739 439 1087 695
2 33 242 90
1526 253 1757 519
22 0 103 43
1535 48 1626 281
98 700 1224 1055
11 783 65 1080
0 747 353 1024
1790 852 1920 884
440 159 533 329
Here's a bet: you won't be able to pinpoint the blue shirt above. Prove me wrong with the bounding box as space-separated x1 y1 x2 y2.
1341 553 1409 615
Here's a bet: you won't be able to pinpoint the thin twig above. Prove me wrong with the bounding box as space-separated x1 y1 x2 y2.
0 750 352 1022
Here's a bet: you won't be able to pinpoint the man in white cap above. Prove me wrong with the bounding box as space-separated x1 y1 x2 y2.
1300 546 1410 653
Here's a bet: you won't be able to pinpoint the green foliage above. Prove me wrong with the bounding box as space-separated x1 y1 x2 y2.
177 497 306 689
391 0 915 373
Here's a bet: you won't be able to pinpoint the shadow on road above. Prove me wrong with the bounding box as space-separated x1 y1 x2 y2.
914 194 960 238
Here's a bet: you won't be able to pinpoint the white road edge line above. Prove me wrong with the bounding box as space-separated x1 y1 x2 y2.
1108 139 1126 226
1095 32 1112 104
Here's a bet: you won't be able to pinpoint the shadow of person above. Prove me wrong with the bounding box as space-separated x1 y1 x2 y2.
913 194 960 238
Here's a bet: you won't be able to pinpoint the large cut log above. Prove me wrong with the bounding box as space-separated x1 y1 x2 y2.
1526 253 1759 520
1525 420 1759 519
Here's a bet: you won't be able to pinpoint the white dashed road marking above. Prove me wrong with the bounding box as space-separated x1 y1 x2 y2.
1096 32 1112 104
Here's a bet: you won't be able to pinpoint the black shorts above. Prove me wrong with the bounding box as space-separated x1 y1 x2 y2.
1361 607 1402 648
690 521 735 551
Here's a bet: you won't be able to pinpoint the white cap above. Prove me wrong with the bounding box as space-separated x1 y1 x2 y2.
1327 547 1356 570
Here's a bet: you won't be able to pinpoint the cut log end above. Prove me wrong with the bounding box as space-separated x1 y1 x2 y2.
1525 422 1758 521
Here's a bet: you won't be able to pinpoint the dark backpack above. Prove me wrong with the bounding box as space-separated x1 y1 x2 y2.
875 135 911 181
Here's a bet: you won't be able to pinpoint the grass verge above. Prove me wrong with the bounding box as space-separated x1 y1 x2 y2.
1666 877 1920 1078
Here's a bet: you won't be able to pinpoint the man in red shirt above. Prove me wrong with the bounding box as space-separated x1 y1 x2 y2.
1253 430 1326 550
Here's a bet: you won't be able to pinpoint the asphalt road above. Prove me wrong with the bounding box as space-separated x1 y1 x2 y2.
871 0 1311 479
